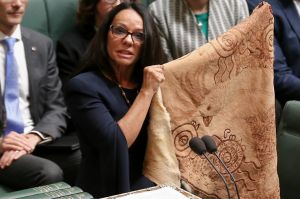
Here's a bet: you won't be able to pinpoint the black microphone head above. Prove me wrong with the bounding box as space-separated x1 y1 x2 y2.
202 135 217 153
189 137 207 155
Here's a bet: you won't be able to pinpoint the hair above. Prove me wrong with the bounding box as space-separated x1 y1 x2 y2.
77 0 98 29
77 0 139 29
78 2 166 85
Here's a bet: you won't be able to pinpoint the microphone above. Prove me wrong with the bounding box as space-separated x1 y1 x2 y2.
202 135 240 199
189 137 231 199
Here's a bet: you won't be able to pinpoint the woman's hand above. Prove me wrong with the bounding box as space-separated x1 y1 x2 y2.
118 65 165 147
140 65 165 96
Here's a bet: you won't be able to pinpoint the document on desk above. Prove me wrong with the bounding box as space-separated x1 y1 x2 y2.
118 187 189 199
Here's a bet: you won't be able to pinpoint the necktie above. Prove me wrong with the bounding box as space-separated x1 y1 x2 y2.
3 38 24 135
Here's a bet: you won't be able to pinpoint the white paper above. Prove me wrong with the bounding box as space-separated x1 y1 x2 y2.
117 187 189 199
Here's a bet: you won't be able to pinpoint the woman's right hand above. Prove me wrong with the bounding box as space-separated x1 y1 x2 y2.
140 65 165 96
118 65 165 147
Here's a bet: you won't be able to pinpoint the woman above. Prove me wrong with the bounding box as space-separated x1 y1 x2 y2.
57 0 136 86
65 2 165 198
149 0 249 61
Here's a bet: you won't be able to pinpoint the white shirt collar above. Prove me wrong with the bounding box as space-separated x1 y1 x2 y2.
0 25 22 41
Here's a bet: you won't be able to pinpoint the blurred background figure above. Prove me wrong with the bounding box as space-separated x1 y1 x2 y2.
0 0 74 189
149 0 249 61
57 0 136 86
65 2 166 198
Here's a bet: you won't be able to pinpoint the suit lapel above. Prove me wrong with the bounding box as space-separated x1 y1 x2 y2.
280 0 300 39
21 28 38 117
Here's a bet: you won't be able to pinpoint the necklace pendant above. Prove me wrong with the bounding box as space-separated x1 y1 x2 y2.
118 84 131 106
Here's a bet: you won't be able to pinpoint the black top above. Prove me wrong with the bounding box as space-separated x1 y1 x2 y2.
65 71 151 197
56 25 95 87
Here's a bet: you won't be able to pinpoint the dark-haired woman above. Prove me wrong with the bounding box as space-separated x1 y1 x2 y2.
65 2 165 198
56 0 133 86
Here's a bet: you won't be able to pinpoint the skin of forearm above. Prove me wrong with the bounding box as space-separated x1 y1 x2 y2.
118 89 154 147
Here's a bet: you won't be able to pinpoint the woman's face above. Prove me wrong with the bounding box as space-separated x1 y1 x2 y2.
107 8 144 69
95 0 122 27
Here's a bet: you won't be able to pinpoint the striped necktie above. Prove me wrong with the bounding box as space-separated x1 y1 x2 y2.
3 38 24 135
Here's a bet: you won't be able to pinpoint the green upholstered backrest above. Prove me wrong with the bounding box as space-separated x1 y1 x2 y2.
277 100 300 199
140 0 154 6
0 184 14 195
22 0 78 43
22 0 48 36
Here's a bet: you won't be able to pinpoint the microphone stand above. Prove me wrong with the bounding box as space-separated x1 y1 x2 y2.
202 153 231 199
201 135 240 199
189 137 231 199
213 153 240 199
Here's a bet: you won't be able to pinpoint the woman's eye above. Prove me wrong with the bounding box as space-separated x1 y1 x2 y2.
115 27 127 34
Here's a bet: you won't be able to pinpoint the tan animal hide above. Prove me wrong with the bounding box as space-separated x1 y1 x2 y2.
144 2 280 199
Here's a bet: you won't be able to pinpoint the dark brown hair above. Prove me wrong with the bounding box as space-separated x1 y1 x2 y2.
77 0 139 29
77 0 98 29
78 2 166 85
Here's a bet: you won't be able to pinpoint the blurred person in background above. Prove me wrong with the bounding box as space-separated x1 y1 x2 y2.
57 0 138 86
248 0 300 106
149 0 249 61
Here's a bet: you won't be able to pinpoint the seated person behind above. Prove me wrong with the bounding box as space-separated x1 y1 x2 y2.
57 0 134 87
149 0 249 61
0 0 78 189
247 0 300 105
65 2 165 198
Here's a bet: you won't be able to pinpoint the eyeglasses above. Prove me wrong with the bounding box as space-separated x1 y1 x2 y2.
110 25 145 44
2 0 27 3
104 0 129 4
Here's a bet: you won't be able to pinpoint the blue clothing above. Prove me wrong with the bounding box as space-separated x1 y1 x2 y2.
65 71 152 198
248 0 300 104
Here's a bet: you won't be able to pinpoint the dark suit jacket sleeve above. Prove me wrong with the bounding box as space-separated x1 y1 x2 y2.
273 36 300 101
22 28 67 139
271 1 300 102
33 38 67 139
247 0 300 103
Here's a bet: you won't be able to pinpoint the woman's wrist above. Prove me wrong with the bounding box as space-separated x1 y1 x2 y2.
139 88 155 99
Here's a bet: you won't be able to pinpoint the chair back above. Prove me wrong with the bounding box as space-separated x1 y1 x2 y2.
22 0 78 43
277 100 300 199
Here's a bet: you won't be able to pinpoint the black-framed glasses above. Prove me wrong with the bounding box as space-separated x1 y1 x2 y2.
110 25 145 44
104 0 119 4
104 0 129 4
2 0 27 3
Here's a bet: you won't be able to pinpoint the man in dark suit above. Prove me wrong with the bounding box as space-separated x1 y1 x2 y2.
0 0 79 189
247 0 300 105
